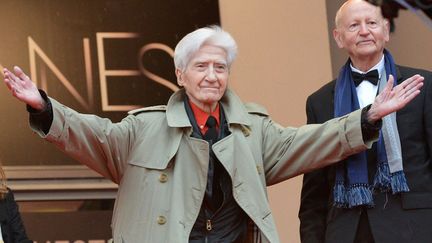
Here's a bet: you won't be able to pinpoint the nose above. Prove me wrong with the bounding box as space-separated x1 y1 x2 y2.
358 23 370 35
206 66 217 82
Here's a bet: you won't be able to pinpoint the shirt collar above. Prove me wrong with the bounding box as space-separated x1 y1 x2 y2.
188 100 220 130
350 54 385 79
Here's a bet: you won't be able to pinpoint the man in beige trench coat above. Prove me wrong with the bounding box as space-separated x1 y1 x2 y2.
2 26 424 242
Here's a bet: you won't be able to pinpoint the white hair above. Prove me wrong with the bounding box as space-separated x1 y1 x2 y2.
174 25 238 71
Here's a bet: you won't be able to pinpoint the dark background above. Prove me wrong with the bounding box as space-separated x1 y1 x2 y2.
0 0 220 166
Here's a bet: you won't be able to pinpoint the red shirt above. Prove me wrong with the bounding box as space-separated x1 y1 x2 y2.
189 101 220 135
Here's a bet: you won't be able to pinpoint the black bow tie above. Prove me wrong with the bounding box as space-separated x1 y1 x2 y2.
351 70 379 87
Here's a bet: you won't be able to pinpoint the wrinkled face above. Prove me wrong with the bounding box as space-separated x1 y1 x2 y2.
176 44 229 109
333 0 389 64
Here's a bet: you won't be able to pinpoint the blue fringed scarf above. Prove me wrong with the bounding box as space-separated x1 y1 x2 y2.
333 50 410 208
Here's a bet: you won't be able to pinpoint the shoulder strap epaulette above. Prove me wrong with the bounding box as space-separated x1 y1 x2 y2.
128 105 167 116
244 102 269 117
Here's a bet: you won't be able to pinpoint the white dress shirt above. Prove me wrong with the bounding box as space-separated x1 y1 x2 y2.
350 55 385 108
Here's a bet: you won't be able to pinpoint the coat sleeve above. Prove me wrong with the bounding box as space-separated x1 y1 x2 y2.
261 101 376 185
298 96 330 243
5 189 32 243
30 98 140 184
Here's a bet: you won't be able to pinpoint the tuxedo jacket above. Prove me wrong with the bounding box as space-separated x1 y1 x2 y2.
299 65 432 243
0 189 31 243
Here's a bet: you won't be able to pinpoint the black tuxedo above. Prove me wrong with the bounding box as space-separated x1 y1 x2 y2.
299 65 432 243
0 189 31 243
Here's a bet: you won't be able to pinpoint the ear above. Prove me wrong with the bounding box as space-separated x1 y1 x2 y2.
175 68 183 86
333 28 344 49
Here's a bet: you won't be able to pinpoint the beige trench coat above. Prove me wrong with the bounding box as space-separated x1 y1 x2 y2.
31 89 373 243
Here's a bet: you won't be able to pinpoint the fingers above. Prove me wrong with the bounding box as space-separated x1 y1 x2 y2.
397 74 424 91
3 67 27 97
400 89 420 107
3 66 32 90
4 76 13 91
387 74 394 87
387 74 423 99
4 68 19 84
395 75 424 107
381 74 395 100
13 66 29 81
395 75 424 100
401 75 424 91
3 68 15 91
402 82 423 101
3 66 28 83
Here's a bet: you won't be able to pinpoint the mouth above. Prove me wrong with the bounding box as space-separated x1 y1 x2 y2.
201 87 219 90
357 40 374 45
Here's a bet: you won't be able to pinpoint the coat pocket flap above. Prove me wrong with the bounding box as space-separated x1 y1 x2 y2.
128 156 173 170
128 131 181 170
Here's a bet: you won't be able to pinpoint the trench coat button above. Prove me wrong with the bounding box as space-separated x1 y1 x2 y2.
159 173 168 183
241 125 250 137
256 165 262 175
157 215 167 225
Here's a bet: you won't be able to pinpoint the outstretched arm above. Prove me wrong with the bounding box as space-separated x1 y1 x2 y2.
3 66 424 121
263 74 424 184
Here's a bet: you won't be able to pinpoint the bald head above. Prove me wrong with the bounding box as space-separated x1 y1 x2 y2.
335 0 384 28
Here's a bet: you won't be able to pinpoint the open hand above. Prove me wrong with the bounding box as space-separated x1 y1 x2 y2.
3 66 46 110
368 74 424 122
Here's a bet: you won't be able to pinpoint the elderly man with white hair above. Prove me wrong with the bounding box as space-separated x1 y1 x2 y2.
3 26 424 242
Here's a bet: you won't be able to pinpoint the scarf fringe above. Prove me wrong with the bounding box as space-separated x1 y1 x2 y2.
390 171 410 193
333 182 374 208
372 162 391 192
372 162 410 194
347 184 374 208
333 182 347 208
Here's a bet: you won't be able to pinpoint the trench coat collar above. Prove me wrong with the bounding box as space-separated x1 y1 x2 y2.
166 89 252 128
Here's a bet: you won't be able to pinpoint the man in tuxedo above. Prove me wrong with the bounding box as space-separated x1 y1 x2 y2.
298 1 432 243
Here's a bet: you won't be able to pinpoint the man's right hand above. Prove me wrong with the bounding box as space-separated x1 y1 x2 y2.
3 66 46 111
